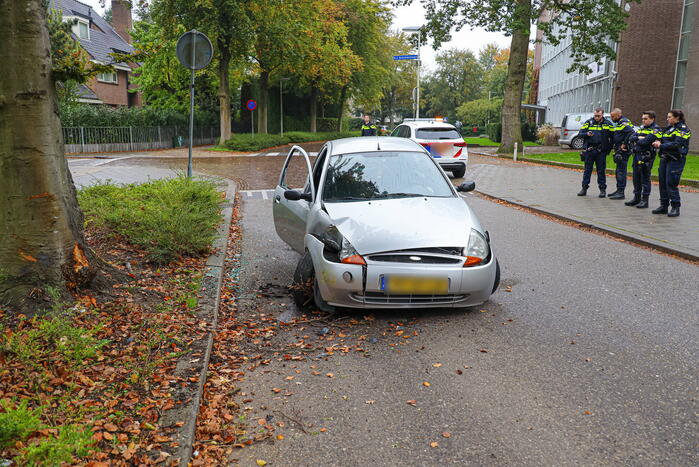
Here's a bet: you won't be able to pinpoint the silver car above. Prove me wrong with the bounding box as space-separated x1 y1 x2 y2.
273 137 500 311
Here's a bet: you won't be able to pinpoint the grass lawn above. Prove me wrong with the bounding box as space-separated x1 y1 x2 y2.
523 152 699 182
463 137 538 147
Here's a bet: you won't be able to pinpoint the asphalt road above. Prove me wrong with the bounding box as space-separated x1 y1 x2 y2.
230 190 697 466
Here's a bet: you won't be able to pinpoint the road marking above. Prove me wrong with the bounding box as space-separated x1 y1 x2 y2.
261 190 269 200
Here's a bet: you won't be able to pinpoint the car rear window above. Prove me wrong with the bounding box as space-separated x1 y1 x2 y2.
416 128 461 140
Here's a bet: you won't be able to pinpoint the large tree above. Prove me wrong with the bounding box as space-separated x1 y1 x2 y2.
423 49 483 118
405 0 641 152
1 0 97 311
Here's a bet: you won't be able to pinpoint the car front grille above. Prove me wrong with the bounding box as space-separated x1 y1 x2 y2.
368 254 462 264
351 292 467 305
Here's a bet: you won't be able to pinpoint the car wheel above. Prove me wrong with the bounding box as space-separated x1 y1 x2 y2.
452 166 466 178
292 251 315 308
571 136 585 150
491 259 500 294
292 251 332 311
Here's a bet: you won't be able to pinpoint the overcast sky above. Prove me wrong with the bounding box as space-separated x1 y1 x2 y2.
80 0 513 71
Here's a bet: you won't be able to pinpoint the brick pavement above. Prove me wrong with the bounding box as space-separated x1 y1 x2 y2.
465 160 699 261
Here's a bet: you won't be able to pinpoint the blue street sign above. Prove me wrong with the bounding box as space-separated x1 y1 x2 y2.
393 54 419 60
246 99 257 111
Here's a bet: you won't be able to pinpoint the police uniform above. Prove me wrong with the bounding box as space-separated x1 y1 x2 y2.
625 122 661 208
361 122 377 136
577 116 613 197
608 116 635 199
653 121 691 217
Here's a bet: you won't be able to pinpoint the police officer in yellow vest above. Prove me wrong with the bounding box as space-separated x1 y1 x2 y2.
651 109 692 217
361 115 377 136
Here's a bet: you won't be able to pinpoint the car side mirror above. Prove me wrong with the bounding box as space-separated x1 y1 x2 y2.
284 190 312 202
456 181 476 193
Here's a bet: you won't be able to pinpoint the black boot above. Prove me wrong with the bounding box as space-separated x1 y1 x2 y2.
608 191 625 200
652 205 668 214
636 197 649 209
668 206 680 217
625 195 641 206
577 187 588 196
598 189 606 198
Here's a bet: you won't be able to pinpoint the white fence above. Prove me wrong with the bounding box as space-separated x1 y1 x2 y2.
62 126 219 154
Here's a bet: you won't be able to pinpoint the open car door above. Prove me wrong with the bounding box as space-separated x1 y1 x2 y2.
273 145 315 254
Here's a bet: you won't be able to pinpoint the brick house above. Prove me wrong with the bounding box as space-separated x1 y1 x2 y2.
50 0 141 107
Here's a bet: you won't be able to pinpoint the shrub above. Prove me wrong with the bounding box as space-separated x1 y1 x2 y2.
78 177 223 263
536 124 559 145
456 98 503 129
19 425 93 466
222 131 358 152
0 400 44 450
486 123 502 143
347 117 363 130
316 117 340 132
59 103 217 127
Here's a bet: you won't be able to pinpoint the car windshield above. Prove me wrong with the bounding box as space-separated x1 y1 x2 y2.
322 151 454 202
416 128 461 140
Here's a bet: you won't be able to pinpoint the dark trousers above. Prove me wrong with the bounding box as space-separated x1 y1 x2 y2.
631 154 654 197
658 156 686 207
614 153 630 191
582 149 607 189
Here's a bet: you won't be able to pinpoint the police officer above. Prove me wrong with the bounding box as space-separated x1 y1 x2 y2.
577 107 612 197
625 111 661 208
651 109 691 217
608 108 635 199
360 115 377 136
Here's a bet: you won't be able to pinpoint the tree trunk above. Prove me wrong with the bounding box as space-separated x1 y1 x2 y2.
258 70 269 134
498 0 531 154
388 88 395 126
309 84 318 133
0 0 96 312
336 85 348 132
218 43 231 145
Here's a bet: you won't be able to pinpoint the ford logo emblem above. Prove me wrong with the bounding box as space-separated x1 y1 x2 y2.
409 256 422 262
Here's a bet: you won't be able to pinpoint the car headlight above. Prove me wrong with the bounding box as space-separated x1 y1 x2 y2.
322 226 366 265
463 228 490 267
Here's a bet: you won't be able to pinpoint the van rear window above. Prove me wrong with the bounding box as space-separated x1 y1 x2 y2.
561 116 568 127
416 128 461 139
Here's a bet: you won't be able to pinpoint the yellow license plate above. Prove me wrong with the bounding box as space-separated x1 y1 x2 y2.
383 276 449 295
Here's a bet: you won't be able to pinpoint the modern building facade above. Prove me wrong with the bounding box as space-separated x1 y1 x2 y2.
534 1 699 148
50 0 141 107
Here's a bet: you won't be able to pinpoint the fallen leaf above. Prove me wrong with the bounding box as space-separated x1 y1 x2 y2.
276 434 284 440
423 381 431 387
479 349 488 353
456 369 463 375
272 387 282 393
365 400 376 404
103 423 118 432
442 432 451 438
256 461 267 466
432 363 442 368
326 373 334 378
583 410 592 415
406 400 417 406
320 427 327 432
430 441 439 448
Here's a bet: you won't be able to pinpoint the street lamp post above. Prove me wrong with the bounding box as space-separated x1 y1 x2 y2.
280 77 290 135
402 26 422 119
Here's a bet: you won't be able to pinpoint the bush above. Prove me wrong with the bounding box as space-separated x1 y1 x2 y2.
0 400 44 450
536 124 559 145
59 103 217 127
78 177 223 263
486 123 502 143
19 425 93 466
347 117 364 130
456 98 503 129
223 131 359 152
316 117 341 132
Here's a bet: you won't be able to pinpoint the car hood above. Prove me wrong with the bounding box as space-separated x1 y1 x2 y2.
323 196 476 255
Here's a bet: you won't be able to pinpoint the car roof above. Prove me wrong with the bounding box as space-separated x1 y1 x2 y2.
400 120 457 130
328 137 425 155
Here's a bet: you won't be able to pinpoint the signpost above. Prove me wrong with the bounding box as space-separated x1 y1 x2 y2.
246 99 257 136
393 54 419 60
176 30 213 178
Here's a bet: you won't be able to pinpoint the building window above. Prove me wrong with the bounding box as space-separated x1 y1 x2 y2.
673 0 695 108
72 19 90 40
97 72 118 84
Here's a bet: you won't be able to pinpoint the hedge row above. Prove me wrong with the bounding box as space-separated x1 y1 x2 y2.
223 131 360 152
59 103 218 127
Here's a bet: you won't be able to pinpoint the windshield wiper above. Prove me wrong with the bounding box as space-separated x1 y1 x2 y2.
374 192 425 199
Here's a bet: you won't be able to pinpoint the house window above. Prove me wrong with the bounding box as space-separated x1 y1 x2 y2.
72 19 90 40
97 72 118 84
673 0 695 107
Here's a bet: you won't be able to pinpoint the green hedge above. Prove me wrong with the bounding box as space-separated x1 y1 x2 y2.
59 103 217 127
485 122 537 143
223 131 359 152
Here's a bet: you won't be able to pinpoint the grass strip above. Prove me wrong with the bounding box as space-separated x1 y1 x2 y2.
523 152 699 182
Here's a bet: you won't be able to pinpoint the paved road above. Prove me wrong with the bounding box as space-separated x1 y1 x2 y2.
231 192 698 466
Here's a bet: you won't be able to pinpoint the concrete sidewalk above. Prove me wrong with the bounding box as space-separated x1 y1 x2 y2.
466 160 699 261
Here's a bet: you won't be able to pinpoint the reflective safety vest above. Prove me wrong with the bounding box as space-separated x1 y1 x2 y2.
610 116 635 150
577 117 612 151
629 123 661 155
658 122 692 157
361 124 377 136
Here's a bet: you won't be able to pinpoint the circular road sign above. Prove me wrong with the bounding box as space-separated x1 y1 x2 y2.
246 99 257 111
176 30 213 70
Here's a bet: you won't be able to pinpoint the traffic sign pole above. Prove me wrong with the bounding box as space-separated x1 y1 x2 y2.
187 34 196 178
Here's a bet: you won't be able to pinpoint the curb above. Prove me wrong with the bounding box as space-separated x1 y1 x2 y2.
157 177 237 465
475 190 698 263
487 153 699 189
